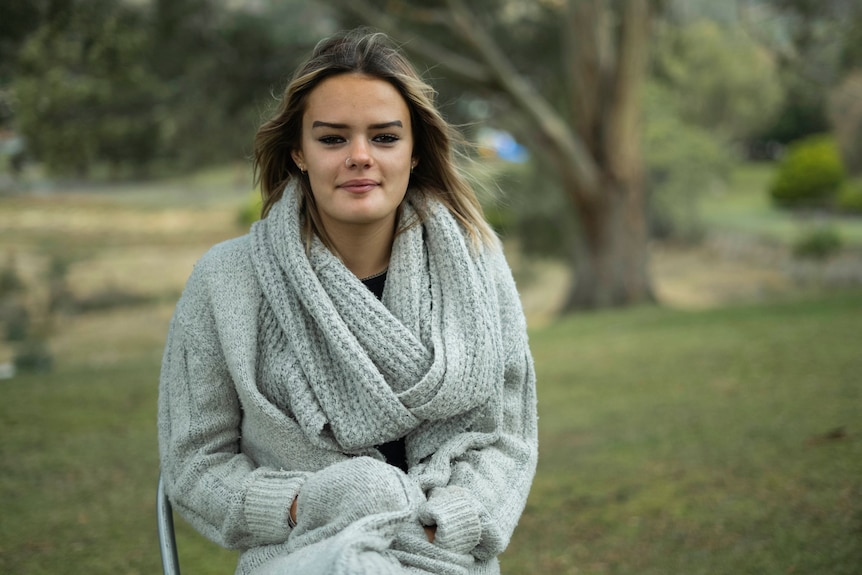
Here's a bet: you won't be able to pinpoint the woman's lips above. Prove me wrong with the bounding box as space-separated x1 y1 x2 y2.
339 179 378 193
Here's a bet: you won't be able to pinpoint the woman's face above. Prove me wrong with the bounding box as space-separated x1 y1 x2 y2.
292 73 417 237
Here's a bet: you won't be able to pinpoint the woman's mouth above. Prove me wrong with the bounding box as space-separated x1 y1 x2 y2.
339 179 378 194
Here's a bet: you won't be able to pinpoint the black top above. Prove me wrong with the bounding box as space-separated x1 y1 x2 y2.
361 271 408 472
362 270 388 300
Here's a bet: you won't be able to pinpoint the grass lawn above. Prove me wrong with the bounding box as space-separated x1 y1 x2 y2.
506 294 862 574
1 293 859 574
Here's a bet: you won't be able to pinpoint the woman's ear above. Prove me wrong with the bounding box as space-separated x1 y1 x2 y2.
291 150 306 172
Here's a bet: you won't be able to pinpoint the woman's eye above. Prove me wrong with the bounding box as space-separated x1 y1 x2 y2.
373 134 400 144
318 135 345 145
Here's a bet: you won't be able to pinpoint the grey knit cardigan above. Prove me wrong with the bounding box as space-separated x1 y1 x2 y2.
158 190 538 574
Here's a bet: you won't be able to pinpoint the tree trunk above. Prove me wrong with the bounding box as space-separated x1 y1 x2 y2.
559 0 656 311
562 175 655 310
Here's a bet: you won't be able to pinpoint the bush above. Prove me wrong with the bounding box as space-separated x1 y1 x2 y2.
828 71 862 176
642 82 735 242
792 226 843 260
13 338 53 373
835 179 862 213
769 135 846 207
483 202 517 237
237 192 262 228
1 301 30 342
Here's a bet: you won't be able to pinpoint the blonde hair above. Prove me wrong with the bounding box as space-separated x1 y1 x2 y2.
253 28 495 248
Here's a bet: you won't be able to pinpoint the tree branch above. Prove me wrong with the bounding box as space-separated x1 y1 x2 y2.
326 0 495 86
564 0 614 156
444 0 600 198
605 0 651 184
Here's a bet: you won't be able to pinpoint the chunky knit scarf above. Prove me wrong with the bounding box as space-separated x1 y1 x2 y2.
250 187 504 466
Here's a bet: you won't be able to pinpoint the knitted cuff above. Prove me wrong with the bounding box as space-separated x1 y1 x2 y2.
419 486 482 554
244 472 306 543
293 456 423 538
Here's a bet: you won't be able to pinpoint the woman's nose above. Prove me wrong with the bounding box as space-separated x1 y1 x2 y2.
346 139 373 168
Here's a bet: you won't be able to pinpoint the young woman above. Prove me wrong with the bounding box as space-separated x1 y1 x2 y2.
158 29 537 575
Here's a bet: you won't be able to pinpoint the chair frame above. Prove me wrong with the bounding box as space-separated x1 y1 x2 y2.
157 473 182 575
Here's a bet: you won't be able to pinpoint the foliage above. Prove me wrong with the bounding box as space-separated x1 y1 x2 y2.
0 252 27 341
12 0 164 177
480 200 516 238
0 251 55 372
758 74 832 146
643 18 789 241
828 70 862 176
71 288 155 313
7 0 335 177
747 0 862 145
651 18 784 142
146 0 332 171
0 3 38 129
760 0 862 73
792 225 843 260
769 135 846 207
471 157 574 259
835 178 862 214
13 338 53 372
237 191 263 229
0 251 24 296
1 300 29 342
701 163 862 248
511 171 573 260
0 1 42 78
642 82 735 241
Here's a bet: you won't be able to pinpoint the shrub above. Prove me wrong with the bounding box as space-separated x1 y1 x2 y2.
0 252 24 297
835 179 862 214
238 192 262 228
483 202 517 237
769 135 846 208
792 226 843 260
2 301 30 342
14 338 53 373
828 71 862 176
642 81 734 242
72 288 153 313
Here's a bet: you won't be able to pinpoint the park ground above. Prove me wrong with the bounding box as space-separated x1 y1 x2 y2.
0 163 860 574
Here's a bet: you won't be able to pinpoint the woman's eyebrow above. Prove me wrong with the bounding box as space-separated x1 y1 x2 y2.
311 120 403 130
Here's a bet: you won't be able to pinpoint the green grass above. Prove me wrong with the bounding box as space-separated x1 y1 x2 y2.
702 163 862 246
1 293 860 574
504 293 862 574
0 359 238 574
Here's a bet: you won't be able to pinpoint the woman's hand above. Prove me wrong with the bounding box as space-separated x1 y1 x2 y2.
423 524 437 543
290 496 298 526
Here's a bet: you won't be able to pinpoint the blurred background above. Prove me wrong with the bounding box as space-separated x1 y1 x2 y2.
1 1 860 573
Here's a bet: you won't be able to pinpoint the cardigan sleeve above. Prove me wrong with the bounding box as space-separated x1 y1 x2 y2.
418 247 539 560
158 258 310 550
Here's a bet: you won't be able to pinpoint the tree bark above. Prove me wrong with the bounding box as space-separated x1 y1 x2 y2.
563 175 655 310
560 0 656 311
